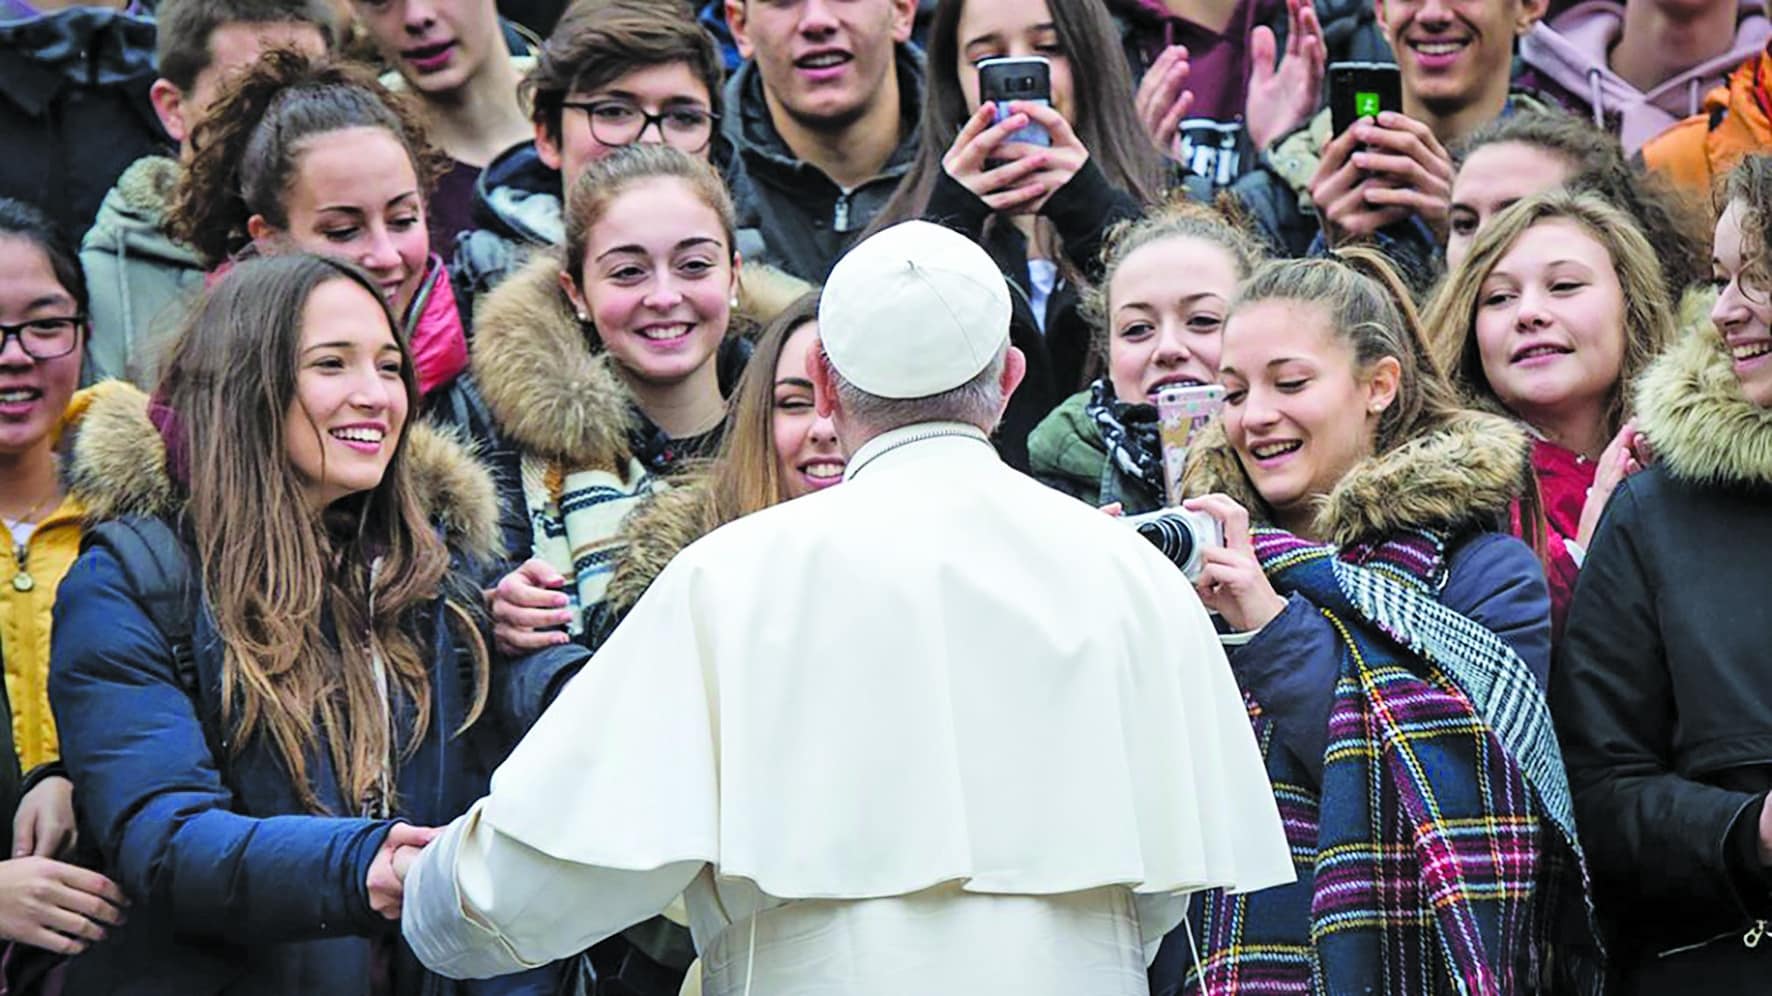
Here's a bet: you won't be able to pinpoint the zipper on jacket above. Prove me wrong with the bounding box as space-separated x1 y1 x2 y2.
833 191 852 233
1746 920 1767 948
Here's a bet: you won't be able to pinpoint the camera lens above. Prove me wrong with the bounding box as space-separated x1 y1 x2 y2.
1133 514 1198 571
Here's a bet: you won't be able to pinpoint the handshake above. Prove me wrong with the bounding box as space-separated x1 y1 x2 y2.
365 823 440 921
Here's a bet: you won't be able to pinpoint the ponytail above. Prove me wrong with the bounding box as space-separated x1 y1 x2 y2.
168 48 445 267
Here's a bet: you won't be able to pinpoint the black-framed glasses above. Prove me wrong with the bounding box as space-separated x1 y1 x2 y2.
0 316 84 360
559 99 720 153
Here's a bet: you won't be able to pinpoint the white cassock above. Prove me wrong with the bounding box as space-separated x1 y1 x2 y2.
405 423 1294 996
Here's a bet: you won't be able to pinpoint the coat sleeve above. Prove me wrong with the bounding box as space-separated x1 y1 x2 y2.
48 546 396 943
1551 484 1767 919
1039 158 1143 281
1231 532 1552 784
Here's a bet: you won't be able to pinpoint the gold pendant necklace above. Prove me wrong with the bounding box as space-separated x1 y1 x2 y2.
4 490 61 593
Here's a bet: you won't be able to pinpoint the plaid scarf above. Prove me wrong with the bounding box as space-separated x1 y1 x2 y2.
1180 529 1601 996
521 452 655 640
1084 378 1166 500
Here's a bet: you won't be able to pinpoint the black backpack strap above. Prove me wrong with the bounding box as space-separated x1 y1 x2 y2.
82 518 202 707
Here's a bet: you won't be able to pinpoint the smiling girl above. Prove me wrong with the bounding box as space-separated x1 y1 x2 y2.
461 145 752 659
48 254 542 995
1426 189 1674 637
169 50 469 398
1151 249 1596 994
1552 153 1772 996
1029 201 1262 512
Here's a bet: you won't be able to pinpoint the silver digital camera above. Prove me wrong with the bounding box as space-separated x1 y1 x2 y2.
1123 508 1224 581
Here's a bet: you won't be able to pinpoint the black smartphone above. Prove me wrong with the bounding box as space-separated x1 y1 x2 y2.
1328 62 1402 136
977 56 1052 148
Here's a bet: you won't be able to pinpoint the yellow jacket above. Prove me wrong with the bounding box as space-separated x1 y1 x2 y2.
4 384 114 770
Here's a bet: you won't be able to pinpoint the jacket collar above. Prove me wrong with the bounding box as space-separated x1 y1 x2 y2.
1635 322 1772 490
0 7 158 115
66 382 502 562
1180 410 1531 547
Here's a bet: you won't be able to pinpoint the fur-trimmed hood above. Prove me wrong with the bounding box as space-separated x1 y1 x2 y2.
470 254 636 470
601 476 716 619
66 382 502 562
1180 410 1532 547
1636 324 1772 490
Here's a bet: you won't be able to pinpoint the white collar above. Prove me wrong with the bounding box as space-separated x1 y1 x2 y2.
844 422 993 482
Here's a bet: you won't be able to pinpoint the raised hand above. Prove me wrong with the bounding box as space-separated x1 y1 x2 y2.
1245 0 1326 152
1136 45 1195 157
941 102 1053 214
1576 420 1649 549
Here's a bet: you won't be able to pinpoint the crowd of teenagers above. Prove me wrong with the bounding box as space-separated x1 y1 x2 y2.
1 0 1770 990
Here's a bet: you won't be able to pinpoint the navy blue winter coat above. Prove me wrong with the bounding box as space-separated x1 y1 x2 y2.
47 386 581 996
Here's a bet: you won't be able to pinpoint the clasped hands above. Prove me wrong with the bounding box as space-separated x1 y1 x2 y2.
366 823 440 921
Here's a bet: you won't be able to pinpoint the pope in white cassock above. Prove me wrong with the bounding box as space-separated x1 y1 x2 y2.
401 220 1294 995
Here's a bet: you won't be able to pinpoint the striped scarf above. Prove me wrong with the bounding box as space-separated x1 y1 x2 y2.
1181 529 1602 996
521 451 656 639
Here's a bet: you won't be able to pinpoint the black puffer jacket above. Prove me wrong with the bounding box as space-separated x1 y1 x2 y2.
1552 326 1772 993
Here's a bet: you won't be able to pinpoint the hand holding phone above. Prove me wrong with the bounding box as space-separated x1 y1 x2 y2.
1328 62 1401 137
1309 64 1453 245
978 57 1053 148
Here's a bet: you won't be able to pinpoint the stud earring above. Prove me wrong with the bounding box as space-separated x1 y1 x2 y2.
729 294 740 309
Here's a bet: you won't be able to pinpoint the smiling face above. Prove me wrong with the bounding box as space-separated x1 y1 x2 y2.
1712 199 1772 409
0 237 82 458
1447 142 1575 268
258 127 429 318
1106 235 1240 405
352 0 501 96
1377 0 1540 117
284 277 410 510
955 0 1075 122
565 176 736 388
538 62 716 197
771 319 845 497
728 0 915 131
1220 300 1395 524
1474 218 1627 429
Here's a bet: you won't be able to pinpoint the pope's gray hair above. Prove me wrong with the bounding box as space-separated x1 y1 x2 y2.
826 345 1009 435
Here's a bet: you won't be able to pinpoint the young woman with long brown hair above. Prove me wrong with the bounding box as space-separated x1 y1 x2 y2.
48 254 549 995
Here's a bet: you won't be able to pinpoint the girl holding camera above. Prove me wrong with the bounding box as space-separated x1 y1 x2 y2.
1150 251 1596 995
870 0 1166 469
1551 154 1772 994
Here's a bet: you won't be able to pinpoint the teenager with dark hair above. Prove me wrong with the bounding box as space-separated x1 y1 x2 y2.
871 0 1169 470
81 0 333 387
166 50 469 398
0 198 129 979
51 253 554 995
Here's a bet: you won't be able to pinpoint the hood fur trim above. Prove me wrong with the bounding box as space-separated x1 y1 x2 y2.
470 255 635 469
68 383 502 561
602 476 715 618
1181 410 1531 546
1636 325 1772 489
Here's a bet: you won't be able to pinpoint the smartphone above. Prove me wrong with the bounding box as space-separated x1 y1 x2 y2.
1155 384 1226 506
977 56 1052 148
1329 62 1402 136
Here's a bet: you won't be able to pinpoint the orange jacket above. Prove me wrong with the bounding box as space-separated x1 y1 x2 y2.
1642 46 1772 198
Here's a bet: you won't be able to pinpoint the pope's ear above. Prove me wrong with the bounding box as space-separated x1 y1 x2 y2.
807 336 839 419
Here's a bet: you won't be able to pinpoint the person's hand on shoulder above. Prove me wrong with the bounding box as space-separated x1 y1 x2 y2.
1183 494 1288 633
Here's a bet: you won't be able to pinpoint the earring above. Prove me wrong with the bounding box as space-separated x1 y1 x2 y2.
575 312 589 323
729 294 740 309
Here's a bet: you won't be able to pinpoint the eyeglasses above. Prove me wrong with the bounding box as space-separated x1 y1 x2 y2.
560 99 719 154
0 316 84 361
